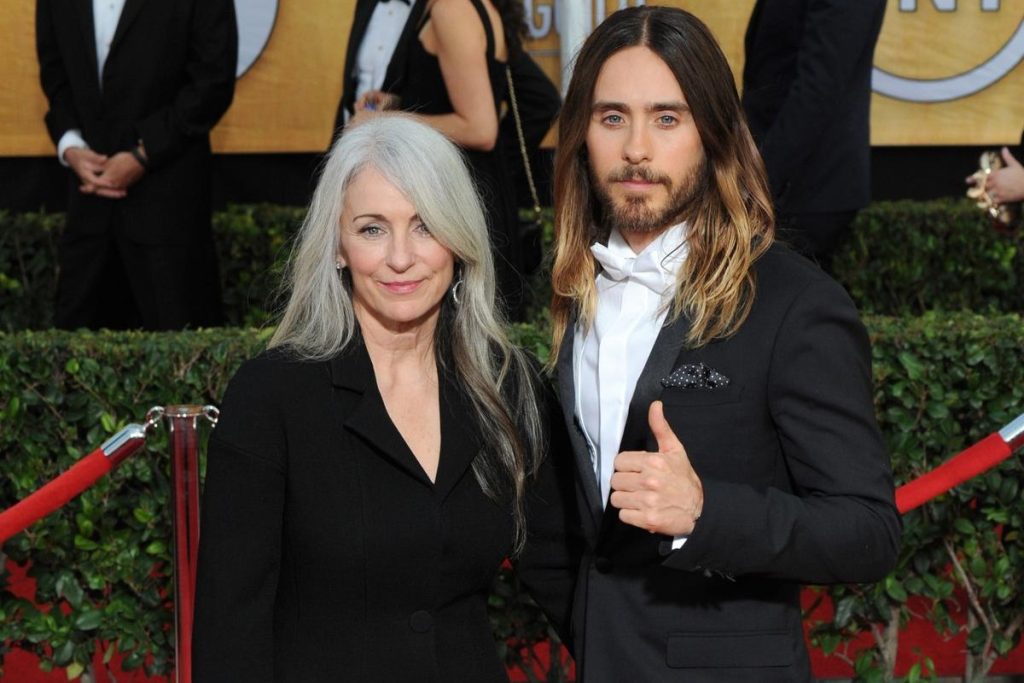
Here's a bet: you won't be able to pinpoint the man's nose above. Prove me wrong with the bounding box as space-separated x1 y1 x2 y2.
623 123 651 164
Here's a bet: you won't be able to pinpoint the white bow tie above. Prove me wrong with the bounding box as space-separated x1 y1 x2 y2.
590 242 670 294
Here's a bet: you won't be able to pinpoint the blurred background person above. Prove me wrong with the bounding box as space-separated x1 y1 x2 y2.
35 0 237 330
353 0 530 318
984 143 1024 206
333 0 426 131
192 115 577 682
742 0 887 266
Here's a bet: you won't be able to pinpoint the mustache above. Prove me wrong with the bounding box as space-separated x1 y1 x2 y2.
606 166 672 185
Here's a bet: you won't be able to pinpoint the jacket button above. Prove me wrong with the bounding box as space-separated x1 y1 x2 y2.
594 557 613 573
409 610 433 633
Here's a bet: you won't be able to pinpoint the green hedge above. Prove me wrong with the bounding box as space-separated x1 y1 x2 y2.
0 205 304 331
2 199 1021 332
2 314 1023 679
832 199 1024 315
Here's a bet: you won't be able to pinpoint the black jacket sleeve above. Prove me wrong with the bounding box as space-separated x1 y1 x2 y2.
192 358 287 683
36 0 81 145
755 0 886 200
512 365 582 646
662 277 901 584
135 0 238 169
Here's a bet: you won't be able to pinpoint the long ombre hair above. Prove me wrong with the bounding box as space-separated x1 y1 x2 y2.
550 6 774 359
271 114 544 554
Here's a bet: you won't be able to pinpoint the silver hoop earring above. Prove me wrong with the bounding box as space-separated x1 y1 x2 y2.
451 278 464 305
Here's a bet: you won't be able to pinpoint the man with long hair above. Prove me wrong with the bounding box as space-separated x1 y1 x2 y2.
549 7 901 681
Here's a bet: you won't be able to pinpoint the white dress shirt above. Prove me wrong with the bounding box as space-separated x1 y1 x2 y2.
56 0 127 165
574 222 688 507
348 0 416 122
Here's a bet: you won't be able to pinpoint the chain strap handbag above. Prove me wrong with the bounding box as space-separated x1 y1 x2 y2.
505 65 544 230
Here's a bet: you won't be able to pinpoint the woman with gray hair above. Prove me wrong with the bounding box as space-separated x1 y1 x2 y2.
191 114 577 682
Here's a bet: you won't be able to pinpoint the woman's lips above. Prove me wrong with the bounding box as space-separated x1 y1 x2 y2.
379 279 423 294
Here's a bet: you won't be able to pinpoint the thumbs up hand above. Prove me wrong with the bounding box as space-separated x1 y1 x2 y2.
985 147 1024 204
609 401 704 536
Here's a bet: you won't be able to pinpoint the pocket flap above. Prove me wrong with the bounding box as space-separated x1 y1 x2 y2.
666 631 794 668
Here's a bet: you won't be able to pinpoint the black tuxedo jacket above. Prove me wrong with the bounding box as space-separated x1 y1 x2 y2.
742 0 887 214
192 342 578 682
557 245 901 682
333 0 427 134
35 0 237 247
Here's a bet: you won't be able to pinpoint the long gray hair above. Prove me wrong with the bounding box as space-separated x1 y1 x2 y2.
271 114 545 553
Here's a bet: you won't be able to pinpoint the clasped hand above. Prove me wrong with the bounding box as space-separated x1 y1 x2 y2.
349 90 401 126
609 400 704 537
64 147 145 199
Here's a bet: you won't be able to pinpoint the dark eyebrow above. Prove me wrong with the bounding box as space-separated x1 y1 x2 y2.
649 101 689 113
591 101 690 113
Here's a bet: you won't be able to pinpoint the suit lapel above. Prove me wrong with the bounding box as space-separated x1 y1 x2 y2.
109 0 147 58
433 367 481 502
344 0 380 84
616 311 690 454
331 344 435 488
556 324 603 539
73 0 99 89
595 311 690 553
381 0 428 93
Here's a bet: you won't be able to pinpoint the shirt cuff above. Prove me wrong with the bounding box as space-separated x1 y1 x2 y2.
57 130 88 167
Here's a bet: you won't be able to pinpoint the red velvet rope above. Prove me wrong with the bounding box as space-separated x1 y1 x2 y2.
895 432 1013 514
0 448 114 543
0 426 1017 546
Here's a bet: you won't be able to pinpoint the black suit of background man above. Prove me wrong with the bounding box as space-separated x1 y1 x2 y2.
743 0 887 262
36 0 237 330
333 0 426 134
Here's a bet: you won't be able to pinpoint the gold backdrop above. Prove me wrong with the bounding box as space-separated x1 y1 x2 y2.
1 0 1021 156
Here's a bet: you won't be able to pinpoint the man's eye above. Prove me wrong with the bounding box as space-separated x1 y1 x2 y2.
658 115 678 125
604 114 624 125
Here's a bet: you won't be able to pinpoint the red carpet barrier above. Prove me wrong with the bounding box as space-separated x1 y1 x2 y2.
1 408 1022 682
895 412 1024 513
0 423 148 543
0 405 215 683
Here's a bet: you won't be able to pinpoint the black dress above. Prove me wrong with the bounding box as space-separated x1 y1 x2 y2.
396 0 524 316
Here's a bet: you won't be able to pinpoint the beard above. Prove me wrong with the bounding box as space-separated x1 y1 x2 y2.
594 159 708 236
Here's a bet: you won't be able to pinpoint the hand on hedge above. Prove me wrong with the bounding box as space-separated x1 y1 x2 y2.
985 147 1024 204
609 401 704 536
64 147 126 199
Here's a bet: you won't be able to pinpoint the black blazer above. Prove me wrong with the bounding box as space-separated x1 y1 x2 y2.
333 0 428 135
742 0 887 214
557 245 901 682
35 0 237 246
192 342 578 682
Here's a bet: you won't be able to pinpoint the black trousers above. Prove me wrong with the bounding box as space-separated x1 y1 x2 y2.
55 210 223 331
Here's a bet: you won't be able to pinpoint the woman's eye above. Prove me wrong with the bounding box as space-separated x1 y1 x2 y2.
358 224 383 236
414 222 432 236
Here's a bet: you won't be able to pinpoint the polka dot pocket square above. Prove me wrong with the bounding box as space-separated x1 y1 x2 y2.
660 363 730 390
